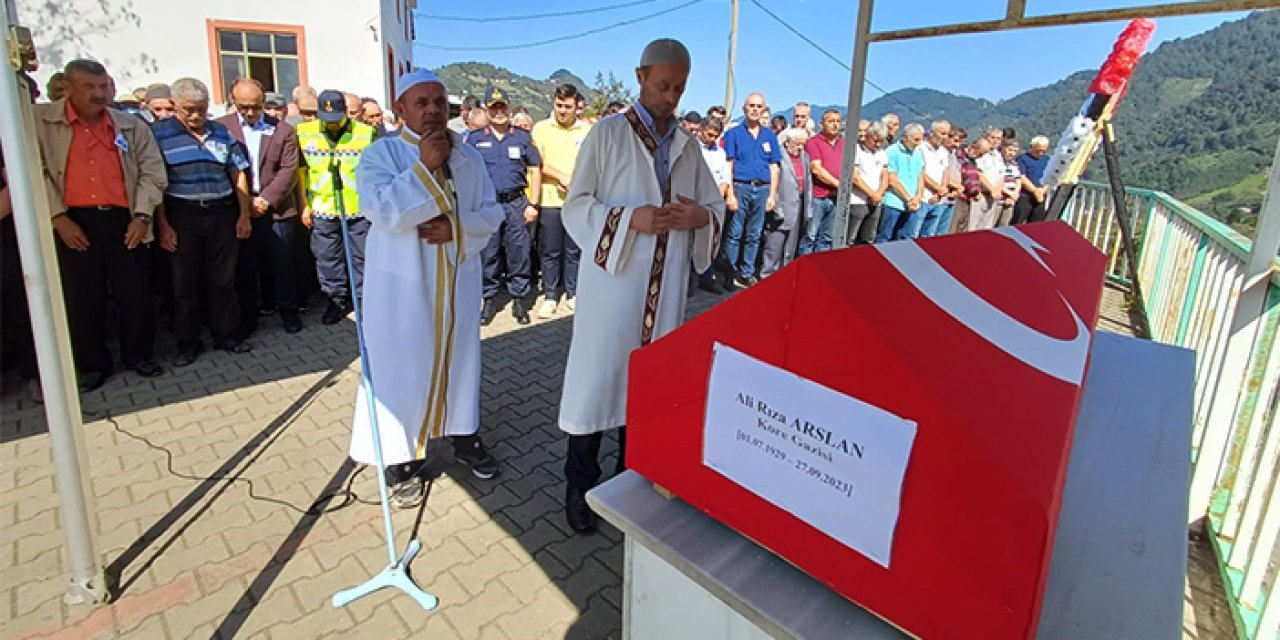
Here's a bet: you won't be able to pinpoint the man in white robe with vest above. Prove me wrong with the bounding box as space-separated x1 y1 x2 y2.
349 70 505 508
558 39 724 533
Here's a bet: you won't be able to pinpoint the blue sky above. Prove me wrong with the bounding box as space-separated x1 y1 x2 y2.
411 0 1250 114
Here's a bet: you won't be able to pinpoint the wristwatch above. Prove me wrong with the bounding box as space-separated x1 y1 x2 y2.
134 213 153 224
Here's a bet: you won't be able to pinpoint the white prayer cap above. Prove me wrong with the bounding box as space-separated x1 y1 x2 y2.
395 68 446 101
639 38 691 68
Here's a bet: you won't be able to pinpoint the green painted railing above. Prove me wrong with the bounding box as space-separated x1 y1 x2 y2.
1064 182 1280 640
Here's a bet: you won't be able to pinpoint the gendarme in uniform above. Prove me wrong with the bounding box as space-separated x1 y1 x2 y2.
466 86 542 325
297 89 376 324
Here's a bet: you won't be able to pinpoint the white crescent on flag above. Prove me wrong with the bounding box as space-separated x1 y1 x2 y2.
874 227 1091 386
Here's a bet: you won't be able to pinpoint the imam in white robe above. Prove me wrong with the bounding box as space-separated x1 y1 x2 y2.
558 111 725 436
349 129 504 465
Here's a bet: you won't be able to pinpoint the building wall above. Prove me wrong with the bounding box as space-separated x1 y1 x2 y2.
17 0 413 107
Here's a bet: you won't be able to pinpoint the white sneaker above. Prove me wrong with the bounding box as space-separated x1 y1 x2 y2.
538 299 558 319
565 297 576 312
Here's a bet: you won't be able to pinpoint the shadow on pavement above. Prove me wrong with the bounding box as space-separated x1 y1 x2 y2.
103 361 352 599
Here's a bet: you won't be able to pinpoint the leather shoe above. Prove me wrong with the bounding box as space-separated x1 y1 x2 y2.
281 311 303 333
698 277 724 295
321 298 349 325
78 370 111 392
133 360 164 378
565 487 597 534
214 338 253 354
512 298 531 325
480 298 496 326
174 344 204 367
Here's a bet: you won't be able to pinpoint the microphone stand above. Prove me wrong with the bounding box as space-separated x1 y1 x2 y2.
327 153 438 612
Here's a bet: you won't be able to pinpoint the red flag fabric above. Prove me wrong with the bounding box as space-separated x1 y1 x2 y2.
626 222 1108 639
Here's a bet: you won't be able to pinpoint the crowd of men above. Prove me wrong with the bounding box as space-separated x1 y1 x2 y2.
1 60 415 400
1 52 1056 525
673 98 1054 294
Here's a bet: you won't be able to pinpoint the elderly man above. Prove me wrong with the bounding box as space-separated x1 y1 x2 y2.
972 127 1006 231
217 78 303 336
949 136 994 233
263 92 287 121
153 77 253 366
532 83 590 319
881 112 900 145
849 121 888 245
33 59 168 389
287 85 318 125
1014 135 1051 224
349 69 505 505
799 109 843 255
141 84 175 123
762 127 809 277
448 95 480 134
792 102 814 135
721 91 780 288
876 123 927 242
512 111 534 133
915 120 953 238
297 90 377 324
467 86 542 326
559 38 723 534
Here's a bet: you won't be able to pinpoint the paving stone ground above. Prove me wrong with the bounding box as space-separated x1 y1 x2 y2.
0 279 1230 640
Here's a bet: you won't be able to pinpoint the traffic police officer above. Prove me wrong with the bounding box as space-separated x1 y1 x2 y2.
467 86 542 325
297 89 377 324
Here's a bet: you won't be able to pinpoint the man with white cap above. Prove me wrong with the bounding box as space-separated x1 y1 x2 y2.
349 68 505 508
557 38 724 533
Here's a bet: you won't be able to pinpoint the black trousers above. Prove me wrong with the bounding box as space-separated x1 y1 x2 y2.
56 207 154 373
565 427 627 493
482 198 533 299
539 207 580 299
1013 192 1048 225
236 214 302 336
166 197 240 349
1 217 36 379
310 216 368 303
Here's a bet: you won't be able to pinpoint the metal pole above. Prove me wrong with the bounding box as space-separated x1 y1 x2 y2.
724 0 739 113
831 0 874 249
0 5 106 605
1099 123 1151 339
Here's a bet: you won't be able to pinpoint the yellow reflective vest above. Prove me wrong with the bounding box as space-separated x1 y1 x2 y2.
296 120 375 217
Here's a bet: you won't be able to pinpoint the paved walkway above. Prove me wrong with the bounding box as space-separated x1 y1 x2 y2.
0 276 1219 640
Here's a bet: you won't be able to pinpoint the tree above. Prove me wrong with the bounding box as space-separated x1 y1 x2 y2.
584 71 636 119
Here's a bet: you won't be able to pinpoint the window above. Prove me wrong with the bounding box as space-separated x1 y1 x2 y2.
206 20 307 102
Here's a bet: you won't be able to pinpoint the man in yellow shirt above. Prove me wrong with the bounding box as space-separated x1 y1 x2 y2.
530 84 591 318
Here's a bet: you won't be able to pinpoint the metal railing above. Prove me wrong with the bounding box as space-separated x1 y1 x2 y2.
1063 182 1280 640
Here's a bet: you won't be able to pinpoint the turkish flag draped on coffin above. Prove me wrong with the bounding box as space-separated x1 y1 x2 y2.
625 221 1108 639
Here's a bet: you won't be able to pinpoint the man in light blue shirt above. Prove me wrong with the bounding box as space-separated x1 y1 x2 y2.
875 122 926 243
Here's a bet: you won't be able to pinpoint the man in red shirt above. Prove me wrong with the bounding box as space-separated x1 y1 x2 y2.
799 109 844 254
34 60 168 390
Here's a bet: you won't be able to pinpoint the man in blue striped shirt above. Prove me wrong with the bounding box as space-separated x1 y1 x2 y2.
153 77 254 367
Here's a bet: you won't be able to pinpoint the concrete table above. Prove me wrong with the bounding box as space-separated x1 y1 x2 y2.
588 331 1195 639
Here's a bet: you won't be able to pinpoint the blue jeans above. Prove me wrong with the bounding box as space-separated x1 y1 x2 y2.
725 182 768 277
931 202 956 236
914 202 947 239
798 197 836 256
875 204 922 243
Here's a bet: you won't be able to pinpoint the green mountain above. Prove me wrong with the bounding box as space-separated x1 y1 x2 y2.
434 12 1279 235
432 62 592 121
856 11 1280 236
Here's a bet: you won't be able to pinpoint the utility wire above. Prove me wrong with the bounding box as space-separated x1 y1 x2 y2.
418 0 660 22
416 0 703 52
746 0 928 119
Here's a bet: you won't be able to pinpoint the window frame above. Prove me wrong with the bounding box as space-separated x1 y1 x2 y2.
206 19 309 102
